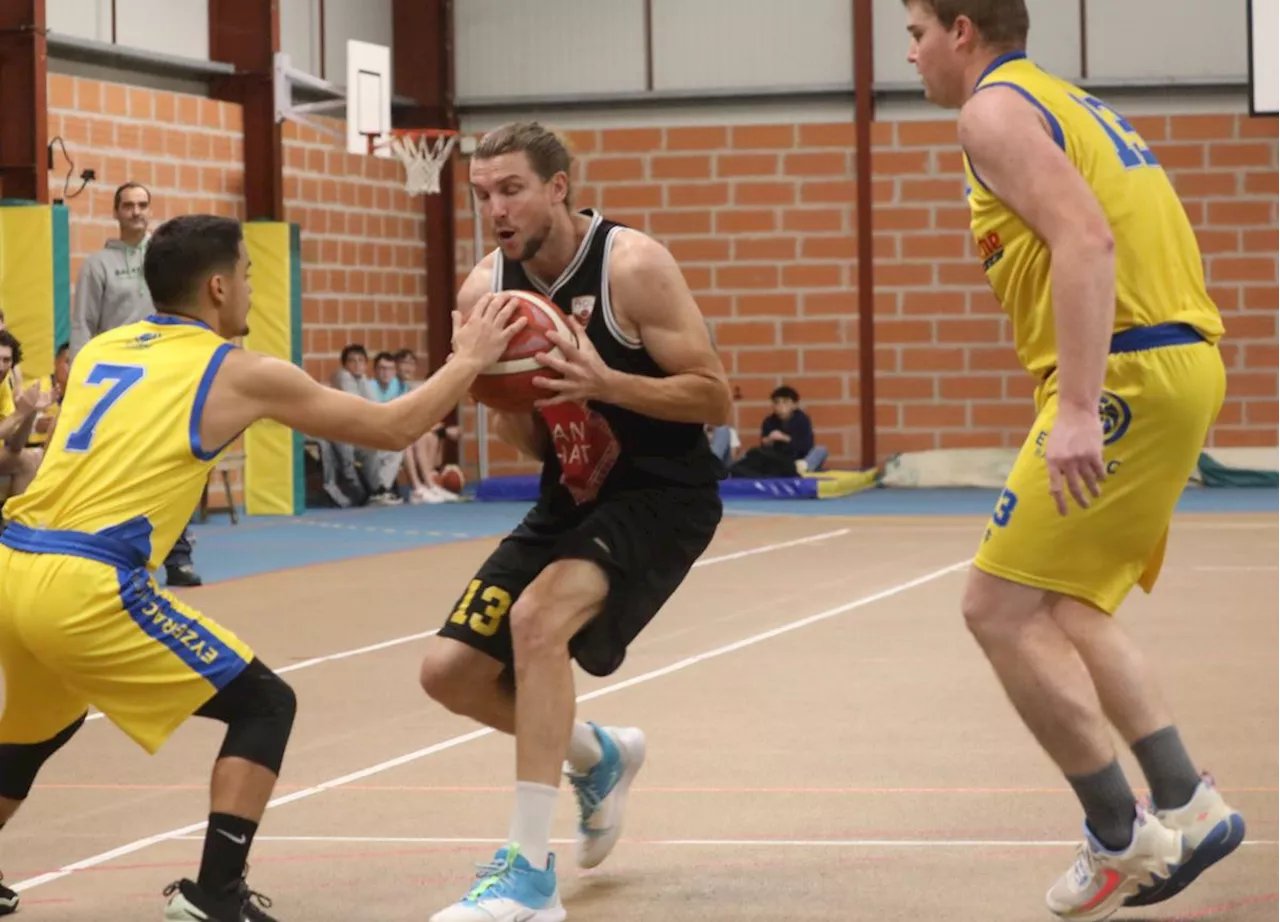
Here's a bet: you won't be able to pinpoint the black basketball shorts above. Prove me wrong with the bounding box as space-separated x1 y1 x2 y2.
438 484 723 679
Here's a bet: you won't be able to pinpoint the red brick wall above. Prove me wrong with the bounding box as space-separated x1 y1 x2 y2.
282 119 427 382
46 74 428 386
456 114 1277 476
47 74 429 506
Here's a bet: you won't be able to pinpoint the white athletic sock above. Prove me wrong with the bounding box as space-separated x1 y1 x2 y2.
508 781 558 870
566 721 604 773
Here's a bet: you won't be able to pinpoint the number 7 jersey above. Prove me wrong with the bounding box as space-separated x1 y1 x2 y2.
962 51 1225 378
3 315 236 571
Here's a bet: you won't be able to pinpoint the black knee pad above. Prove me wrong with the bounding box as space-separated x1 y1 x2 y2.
0 712 87 800
195 659 296 776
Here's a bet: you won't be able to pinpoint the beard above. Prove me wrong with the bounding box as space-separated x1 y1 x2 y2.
517 216 555 262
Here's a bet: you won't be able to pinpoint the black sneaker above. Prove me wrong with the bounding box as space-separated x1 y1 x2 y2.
163 878 277 921
0 873 17 916
166 564 204 588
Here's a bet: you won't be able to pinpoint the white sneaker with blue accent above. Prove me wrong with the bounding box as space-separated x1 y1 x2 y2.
430 845 565 922
1045 805 1185 922
564 723 647 870
1124 773 1247 908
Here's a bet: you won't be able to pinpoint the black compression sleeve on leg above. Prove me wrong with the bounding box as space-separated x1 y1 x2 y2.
194 659 297 776
0 712 88 800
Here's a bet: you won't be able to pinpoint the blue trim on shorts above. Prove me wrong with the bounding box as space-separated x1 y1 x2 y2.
0 519 150 570
115 565 248 689
1110 322 1206 354
190 342 235 460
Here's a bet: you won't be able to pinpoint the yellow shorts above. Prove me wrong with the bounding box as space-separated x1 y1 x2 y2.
0 529 255 753
974 336 1226 614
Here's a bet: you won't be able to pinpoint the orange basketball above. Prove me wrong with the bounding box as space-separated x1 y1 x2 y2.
468 290 575 414
436 463 466 494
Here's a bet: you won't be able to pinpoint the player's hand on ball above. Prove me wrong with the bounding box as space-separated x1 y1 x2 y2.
1044 405 1105 516
533 316 615 407
451 292 527 369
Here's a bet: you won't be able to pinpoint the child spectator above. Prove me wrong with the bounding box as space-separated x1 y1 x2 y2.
728 385 815 479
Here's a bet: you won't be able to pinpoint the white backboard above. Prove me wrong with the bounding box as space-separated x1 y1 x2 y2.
1250 0 1278 116
347 39 392 156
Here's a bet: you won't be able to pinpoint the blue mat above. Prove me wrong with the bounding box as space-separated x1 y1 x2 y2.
474 474 852 501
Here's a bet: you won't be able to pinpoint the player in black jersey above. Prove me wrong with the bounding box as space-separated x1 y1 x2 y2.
422 122 731 922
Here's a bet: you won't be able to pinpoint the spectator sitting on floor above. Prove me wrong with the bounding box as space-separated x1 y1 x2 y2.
319 344 404 507
728 385 815 479
0 331 52 503
394 349 462 504
706 423 740 477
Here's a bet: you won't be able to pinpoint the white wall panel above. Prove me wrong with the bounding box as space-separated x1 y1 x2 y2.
280 0 322 78
652 0 851 91
874 0 1080 85
454 0 647 99
325 0 393 89
1087 0 1246 79
115 0 209 59
1025 0 1082 79
47 0 112 42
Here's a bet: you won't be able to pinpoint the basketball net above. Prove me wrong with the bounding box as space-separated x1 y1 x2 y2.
380 130 459 196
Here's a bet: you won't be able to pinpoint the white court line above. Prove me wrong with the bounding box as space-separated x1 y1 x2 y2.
170 834 1279 849
82 527 851 723
1193 565 1279 572
12 555 965 894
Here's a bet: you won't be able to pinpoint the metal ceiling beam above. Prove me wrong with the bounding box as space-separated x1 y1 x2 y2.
209 0 283 221
393 0 459 455
0 0 49 203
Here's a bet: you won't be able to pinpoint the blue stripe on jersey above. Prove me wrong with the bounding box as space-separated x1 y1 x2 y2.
0 518 151 570
189 341 235 460
116 566 249 689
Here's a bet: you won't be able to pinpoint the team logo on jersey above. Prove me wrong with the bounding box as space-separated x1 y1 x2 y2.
1099 391 1132 445
570 296 596 326
977 231 1004 271
127 332 162 349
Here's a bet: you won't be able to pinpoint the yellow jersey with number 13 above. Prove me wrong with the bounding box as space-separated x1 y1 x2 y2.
3 315 236 571
962 51 1224 379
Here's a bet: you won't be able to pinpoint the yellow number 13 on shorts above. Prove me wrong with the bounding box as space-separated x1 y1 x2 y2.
449 579 512 637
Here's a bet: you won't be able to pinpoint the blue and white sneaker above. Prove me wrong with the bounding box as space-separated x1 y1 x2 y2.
430 845 565 922
1124 773 1247 908
564 723 647 869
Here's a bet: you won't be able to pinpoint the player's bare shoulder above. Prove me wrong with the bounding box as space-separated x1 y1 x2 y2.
605 228 690 334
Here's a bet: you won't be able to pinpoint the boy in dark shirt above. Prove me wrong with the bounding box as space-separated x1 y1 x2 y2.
730 385 815 478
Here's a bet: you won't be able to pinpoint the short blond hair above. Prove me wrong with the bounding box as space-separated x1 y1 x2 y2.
473 121 574 206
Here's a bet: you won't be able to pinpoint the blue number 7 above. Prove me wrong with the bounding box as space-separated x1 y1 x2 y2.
1072 94 1159 169
65 363 146 453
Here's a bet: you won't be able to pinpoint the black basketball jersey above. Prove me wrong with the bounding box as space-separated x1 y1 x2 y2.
491 209 721 504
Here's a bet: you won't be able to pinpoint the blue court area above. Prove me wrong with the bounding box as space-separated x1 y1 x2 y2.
183 485 1277 585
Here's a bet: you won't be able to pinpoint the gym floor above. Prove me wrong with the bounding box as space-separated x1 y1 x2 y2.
3 486 1276 920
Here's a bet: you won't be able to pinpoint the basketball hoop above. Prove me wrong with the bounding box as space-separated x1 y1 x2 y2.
367 128 459 196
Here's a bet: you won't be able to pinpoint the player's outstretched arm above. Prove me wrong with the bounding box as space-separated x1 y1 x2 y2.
201 295 526 452
958 87 1115 415
534 233 732 426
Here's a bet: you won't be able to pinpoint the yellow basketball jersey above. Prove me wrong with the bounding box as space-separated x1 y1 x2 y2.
0 374 13 419
963 52 1225 377
24 376 61 447
4 316 236 570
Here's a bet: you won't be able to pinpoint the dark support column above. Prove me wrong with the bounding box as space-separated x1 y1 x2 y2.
853 0 877 469
209 0 283 221
393 0 458 457
0 0 49 203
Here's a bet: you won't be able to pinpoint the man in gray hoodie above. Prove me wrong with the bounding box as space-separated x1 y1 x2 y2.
70 182 204 588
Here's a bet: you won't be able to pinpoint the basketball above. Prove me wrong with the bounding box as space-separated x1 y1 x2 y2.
435 463 466 495
468 290 575 414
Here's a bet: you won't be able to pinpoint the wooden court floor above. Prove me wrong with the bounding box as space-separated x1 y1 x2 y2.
2 510 1276 920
